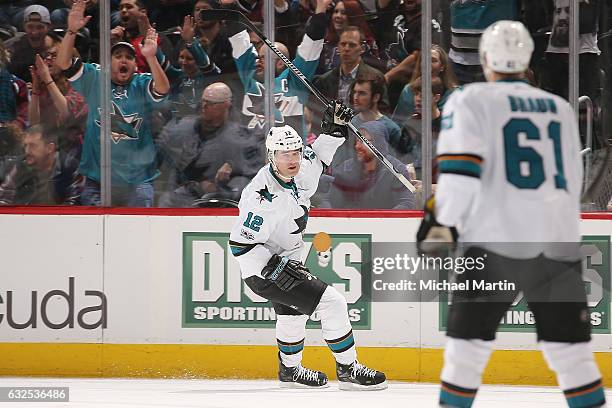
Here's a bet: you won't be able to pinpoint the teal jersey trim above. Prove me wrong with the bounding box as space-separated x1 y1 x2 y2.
438 159 482 178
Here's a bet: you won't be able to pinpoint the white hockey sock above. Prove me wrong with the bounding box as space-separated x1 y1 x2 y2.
439 338 494 407
315 286 356 365
276 314 309 367
541 341 606 407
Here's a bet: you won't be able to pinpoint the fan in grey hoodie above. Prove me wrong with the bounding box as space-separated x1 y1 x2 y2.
323 120 415 209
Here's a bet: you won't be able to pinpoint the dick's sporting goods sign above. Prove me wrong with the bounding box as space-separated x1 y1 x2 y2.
182 232 372 329
439 236 611 334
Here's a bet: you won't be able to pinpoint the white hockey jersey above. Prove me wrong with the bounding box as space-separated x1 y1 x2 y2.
435 80 583 249
229 134 345 279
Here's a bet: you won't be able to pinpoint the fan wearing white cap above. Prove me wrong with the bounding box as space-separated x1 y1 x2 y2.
229 102 387 390
416 20 607 408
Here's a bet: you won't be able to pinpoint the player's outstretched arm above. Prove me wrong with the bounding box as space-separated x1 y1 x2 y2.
294 101 350 195
310 100 351 163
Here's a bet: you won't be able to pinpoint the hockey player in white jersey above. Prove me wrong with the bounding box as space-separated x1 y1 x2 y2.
229 102 387 390
417 21 607 408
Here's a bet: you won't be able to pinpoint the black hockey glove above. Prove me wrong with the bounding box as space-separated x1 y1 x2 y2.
261 254 312 291
321 100 353 138
416 195 458 257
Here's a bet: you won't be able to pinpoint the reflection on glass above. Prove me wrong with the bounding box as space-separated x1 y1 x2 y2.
534 0 610 211
325 120 414 209
311 0 418 208
0 1 607 210
0 2 95 206
540 0 600 103
156 82 258 208
55 0 169 207
448 0 518 85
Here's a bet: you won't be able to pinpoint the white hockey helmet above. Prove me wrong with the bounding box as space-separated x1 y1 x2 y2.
266 125 303 167
479 20 534 74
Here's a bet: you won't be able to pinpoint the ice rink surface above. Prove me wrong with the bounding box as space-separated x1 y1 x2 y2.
1 378 611 408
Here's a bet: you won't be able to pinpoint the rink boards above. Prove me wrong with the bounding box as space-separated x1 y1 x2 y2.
0 209 610 385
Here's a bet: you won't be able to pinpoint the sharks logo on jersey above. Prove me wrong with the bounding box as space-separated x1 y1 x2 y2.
257 185 277 203
96 101 143 143
242 82 286 129
230 29 321 133
112 86 128 99
241 81 302 130
441 112 454 130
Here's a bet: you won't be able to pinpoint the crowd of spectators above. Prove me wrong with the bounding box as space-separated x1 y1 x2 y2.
0 0 610 209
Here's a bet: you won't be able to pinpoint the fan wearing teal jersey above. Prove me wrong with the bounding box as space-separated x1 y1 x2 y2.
57 0 170 206
227 0 330 137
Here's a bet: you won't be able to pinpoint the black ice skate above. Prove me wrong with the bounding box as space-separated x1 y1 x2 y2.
279 358 328 388
336 361 387 390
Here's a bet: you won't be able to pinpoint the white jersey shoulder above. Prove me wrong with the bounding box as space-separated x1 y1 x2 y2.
436 80 582 246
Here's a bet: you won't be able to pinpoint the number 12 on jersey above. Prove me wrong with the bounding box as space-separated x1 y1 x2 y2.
503 118 567 190
243 212 263 232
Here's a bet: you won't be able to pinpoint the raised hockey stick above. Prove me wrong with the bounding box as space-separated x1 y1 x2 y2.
200 9 416 193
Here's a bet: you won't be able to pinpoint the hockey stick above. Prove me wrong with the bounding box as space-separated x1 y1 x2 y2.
200 9 416 193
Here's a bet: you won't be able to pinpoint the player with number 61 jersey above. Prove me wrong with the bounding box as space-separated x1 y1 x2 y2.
424 21 606 408
435 71 582 245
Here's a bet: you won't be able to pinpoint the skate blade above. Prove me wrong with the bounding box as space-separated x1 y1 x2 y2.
338 380 388 391
279 381 330 389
